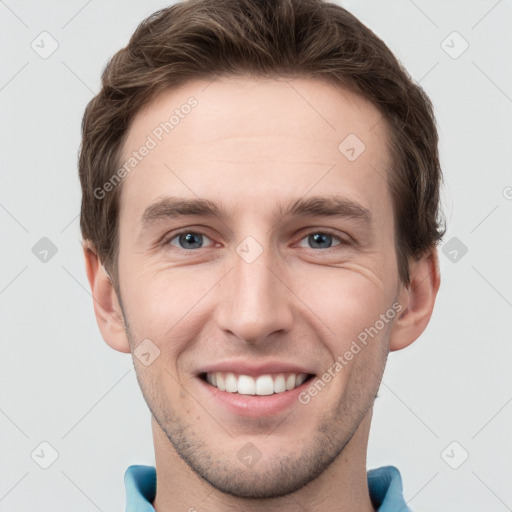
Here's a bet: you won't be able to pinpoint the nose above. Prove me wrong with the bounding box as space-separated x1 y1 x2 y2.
215 239 294 346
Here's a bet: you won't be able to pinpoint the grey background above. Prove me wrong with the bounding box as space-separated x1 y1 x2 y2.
1 0 511 510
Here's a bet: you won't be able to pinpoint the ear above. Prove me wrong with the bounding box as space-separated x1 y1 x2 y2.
389 248 441 351
83 243 131 354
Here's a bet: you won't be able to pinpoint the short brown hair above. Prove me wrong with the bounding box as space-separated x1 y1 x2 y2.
79 0 445 287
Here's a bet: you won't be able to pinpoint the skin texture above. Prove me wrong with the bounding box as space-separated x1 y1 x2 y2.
84 77 440 511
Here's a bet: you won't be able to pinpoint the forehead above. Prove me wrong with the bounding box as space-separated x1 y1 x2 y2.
118 76 392 223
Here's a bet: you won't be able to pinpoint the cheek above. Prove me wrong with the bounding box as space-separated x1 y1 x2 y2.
119 262 215 355
299 266 393 340
305 271 395 398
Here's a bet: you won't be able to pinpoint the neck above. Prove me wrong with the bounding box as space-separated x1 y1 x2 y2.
151 410 376 512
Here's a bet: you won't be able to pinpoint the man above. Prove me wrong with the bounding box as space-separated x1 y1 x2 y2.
79 0 444 510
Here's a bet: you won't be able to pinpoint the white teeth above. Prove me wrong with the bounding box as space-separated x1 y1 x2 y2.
285 374 296 391
274 374 286 393
295 374 308 387
204 372 310 395
217 373 226 391
255 375 274 395
225 372 237 393
238 374 256 395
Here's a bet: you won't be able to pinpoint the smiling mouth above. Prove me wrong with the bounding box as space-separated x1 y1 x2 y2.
199 372 315 396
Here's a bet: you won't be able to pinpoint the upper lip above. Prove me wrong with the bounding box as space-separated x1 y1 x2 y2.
197 360 315 377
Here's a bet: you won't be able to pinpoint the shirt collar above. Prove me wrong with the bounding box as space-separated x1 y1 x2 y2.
125 464 411 511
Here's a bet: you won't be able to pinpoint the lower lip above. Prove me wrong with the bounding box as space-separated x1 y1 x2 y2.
197 376 313 417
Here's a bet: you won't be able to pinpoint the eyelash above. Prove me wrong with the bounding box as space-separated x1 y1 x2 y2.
162 229 350 253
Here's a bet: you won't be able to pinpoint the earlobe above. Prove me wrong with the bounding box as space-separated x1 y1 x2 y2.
389 248 441 352
83 243 131 354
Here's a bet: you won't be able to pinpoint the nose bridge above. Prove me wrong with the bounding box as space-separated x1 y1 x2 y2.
216 233 292 344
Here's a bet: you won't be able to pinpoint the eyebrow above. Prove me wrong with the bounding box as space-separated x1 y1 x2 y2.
140 195 374 230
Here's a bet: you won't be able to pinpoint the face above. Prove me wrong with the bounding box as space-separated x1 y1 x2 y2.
115 77 405 497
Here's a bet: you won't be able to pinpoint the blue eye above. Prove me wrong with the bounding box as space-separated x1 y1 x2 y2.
297 231 343 249
164 229 347 252
168 231 214 250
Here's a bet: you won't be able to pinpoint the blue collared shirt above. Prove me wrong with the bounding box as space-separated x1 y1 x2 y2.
124 464 412 511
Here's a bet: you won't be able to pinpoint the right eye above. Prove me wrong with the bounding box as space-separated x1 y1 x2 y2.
165 231 215 251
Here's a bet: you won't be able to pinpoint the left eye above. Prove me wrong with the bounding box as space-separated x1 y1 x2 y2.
296 231 344 249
